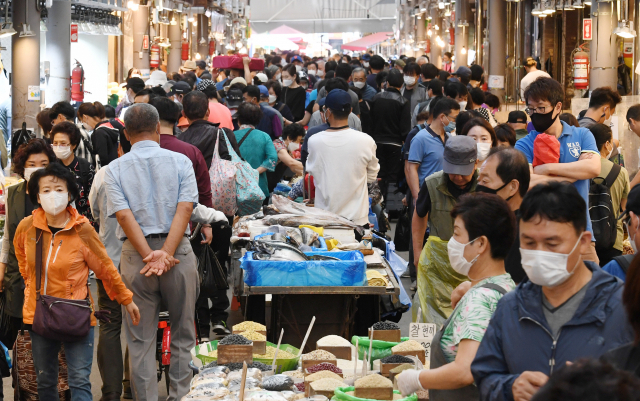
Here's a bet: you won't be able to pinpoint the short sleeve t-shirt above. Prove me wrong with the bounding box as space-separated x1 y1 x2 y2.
599 158 630 251
514 121 599 238
408 126 448 184
440 274 515 362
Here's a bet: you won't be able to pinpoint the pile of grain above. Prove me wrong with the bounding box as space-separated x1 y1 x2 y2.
391 340 424 352
305 371 342 383
310 378 346 392
316 335 352 347
301 350 336 360
233 321 267 332
240 331 267 341
354 374 393 388
282 370 305 379
253 346 296 359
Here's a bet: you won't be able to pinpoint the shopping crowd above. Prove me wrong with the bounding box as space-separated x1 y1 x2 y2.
0 49 638 401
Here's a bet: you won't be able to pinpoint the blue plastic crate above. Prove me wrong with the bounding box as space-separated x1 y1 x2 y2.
240 251 367 287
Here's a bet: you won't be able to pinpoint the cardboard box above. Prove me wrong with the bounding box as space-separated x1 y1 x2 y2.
217 344 253 365
317 344 352 360
252 340 267 355
354 387 394 400
369 329 401 343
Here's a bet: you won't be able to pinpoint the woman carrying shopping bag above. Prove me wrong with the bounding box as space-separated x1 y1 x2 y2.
14 163 140 401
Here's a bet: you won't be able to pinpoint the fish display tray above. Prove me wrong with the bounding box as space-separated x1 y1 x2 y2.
240 251 367 287
255 232 328 251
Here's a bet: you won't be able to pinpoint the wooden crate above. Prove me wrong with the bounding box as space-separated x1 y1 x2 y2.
354 387 394 400
380 362 405 377
216 344 253 365
301 359 338 374
369 329 401 343
316 344 352 360
252 340 266 355
309 387 338 399
392 350 426 364
233 330 267 337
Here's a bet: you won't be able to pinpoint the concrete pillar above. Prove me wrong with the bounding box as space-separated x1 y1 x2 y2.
488 0 506 97
431 8 443 68
417 16 426 55
12 0 41 136
454 0 468 67
168 11 182 73
197 14 208 60
589 2 618 89
132 5 150 73
46 0 71 106
475 0 484 66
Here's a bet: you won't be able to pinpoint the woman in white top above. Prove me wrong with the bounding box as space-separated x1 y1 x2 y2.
520 57 551 101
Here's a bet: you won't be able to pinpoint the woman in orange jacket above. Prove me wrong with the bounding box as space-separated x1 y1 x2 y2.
14 162 140 401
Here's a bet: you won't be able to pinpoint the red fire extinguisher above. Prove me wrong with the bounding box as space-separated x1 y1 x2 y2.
161 325 171 365
70 60 84 102
425 38 431 53
181 40 190 61
573 50 589 90
150 42 160 68
209 39 216 57
449 27 455 46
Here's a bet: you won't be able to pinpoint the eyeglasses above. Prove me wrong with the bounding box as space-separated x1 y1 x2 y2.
524 105 554 116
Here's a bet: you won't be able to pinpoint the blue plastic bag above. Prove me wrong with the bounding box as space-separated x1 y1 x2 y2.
372 233 412 307
240 251 366 287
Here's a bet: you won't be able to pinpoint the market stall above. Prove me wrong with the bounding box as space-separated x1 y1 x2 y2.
228 196 409 354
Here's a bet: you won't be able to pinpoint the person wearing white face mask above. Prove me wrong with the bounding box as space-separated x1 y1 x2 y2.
471 182 634 401
78 101 121 168
50 122 97 228
401 62 428 123
0 139 55 350
350 67 376 101
14 162 140 401
268 123 305 192
458 118 496 162
577 87 622 128
397 193 516 400
279 64 307 122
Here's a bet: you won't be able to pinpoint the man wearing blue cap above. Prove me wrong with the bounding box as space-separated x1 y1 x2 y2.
306 90 380 225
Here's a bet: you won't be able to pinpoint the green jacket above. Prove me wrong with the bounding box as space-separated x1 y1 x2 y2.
4 181 26 318
425 170 478 240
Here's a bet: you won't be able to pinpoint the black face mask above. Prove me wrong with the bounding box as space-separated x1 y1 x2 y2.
530 107 559 133
476 181 512 200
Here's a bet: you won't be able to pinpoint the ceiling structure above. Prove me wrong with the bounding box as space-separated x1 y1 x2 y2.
248 0 397 34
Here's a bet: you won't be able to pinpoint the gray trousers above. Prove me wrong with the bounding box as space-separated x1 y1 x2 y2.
96 279 124 396
120 237 199 401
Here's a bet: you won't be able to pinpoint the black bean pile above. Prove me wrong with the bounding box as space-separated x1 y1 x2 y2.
371 321 400 330
213 361 273 371
203 361 218 369
380 354 414 364
247 361 272 371
262 374 294 391
219 334 252 345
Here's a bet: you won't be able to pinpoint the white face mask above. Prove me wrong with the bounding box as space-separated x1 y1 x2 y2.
282 79 294 87
275 73 282 80
459 101 467 110
308 70 317 76
269 94 277 104
82 121 93 133
353 81 365 89
404 76 416 86
520 233 583 287
363 62 369 68
605 142 613 160
626 221 638 253
317 70 325 77
477 142 491 161
53 145 73 160
288 142 300 152
24 167 43 182
39 191 69 216
295 65 302 72
447 237 479 276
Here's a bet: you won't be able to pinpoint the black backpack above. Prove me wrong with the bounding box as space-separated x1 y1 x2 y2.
612 254 634 274
589 163 622 251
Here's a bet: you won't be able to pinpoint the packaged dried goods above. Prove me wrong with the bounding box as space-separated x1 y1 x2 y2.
228 377 262 392
244 391 289 401
301 350 336 361
190 377 228 390
354 374 393 388
262 374 295 391
199 366 229 378
227 368 262 381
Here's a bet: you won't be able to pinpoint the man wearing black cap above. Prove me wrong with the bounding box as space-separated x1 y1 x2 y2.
168 81 192 105
603 185 640 280
118 77 146 119
411 135 480 325
306 89 379 225
508 111 529 140
195 60 211 80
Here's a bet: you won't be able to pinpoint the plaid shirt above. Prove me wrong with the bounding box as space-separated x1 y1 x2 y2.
75 123 95 166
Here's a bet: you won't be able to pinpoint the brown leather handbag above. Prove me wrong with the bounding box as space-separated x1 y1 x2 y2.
31 228 92 343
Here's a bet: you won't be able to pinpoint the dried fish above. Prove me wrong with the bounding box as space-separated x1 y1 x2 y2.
250 242 308 262
271 195 358 228
308 255 341 261
300 227 319 246
262 214 357 229
286 228 303 246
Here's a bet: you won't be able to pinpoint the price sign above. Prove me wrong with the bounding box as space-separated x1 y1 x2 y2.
409 323 437 364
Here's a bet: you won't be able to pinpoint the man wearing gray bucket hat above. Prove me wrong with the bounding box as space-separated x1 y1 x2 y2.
411 135 481 325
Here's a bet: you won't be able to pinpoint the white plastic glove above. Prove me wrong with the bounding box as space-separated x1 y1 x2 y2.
396 369 425 396
211 211 228 223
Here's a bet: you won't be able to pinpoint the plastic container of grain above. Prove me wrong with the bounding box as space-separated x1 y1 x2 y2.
192 340 301 372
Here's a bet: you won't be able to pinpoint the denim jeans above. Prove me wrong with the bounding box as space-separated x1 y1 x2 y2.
30 327 94 401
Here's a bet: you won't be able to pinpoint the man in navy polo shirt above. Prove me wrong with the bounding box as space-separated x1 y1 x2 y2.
515 77 601 264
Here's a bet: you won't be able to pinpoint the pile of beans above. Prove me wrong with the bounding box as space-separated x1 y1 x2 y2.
371 321 400 330
294 382 305 392
380 355 414 364
306 363 342 375
301 350 336 360
219 334 252 345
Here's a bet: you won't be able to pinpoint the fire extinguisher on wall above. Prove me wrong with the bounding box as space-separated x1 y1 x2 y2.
181 40 190 61
425 38 431 54
449 27 455 46
573 48 589 90
209 39 216 57
150 42 160 68
70 60 84 103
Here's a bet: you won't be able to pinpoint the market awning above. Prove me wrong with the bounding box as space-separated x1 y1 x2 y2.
249 0 396 34
341 32 393 51
268 25 306 36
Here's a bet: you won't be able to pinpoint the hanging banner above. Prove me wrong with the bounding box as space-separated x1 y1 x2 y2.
583 19 593 40
70 23 78 43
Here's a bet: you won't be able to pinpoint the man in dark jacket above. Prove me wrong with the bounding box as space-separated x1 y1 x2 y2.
178 91 241 169
370 68 412 202
471 182 634 401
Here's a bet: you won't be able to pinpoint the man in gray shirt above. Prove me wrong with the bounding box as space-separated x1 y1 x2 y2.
577 86 621 128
